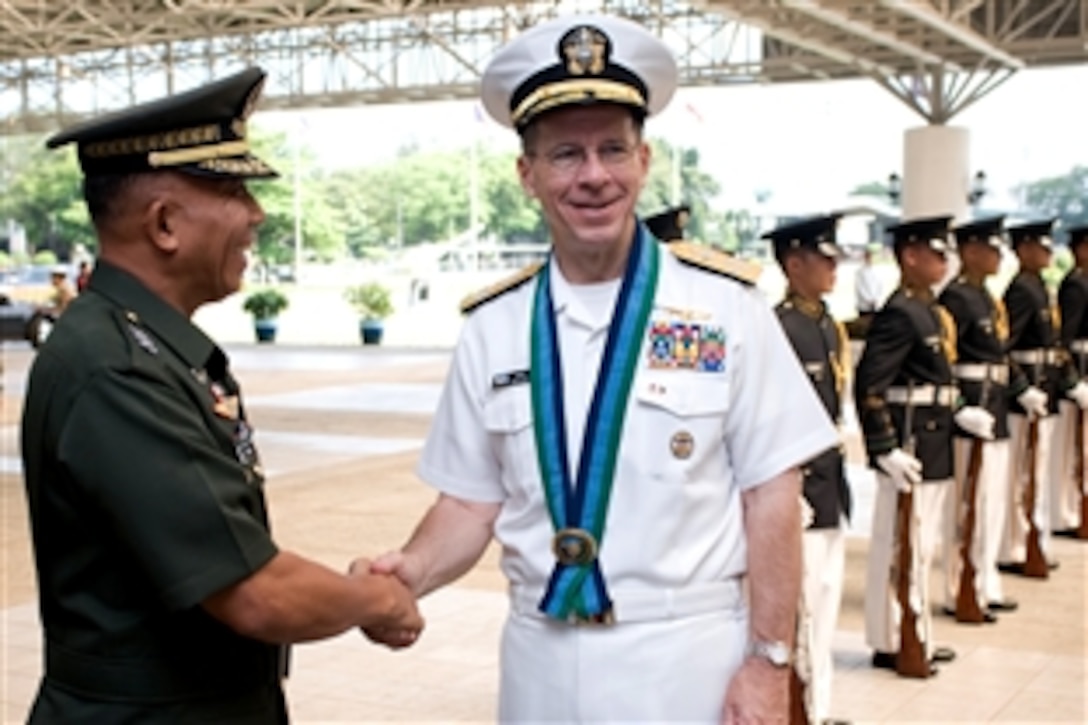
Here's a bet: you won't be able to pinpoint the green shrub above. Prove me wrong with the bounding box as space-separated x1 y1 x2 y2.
344 282 394 321
242 288 289 319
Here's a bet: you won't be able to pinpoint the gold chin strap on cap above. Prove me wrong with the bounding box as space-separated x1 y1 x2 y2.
512 79 644 127
148 139 251 168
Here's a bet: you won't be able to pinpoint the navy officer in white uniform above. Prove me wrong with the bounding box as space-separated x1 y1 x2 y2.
367 14 838 723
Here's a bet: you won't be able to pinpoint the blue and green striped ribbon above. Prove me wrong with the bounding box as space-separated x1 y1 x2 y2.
531 223 660 621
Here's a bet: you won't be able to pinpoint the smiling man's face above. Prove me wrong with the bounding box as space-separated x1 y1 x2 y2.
517 104 650 264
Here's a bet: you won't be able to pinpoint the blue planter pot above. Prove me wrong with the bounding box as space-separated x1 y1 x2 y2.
254 318 278 343
360 319 384 345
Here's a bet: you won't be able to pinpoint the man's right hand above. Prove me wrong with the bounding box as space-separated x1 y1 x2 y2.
876 448 922 492
348 557 423 649
1017 386 1049 419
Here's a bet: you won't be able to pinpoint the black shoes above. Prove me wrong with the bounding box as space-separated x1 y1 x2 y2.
940 606 998 623
931 646 956 663
998 560 1060 575
871 651 896 670
872 650 941 675
988 598 1019 612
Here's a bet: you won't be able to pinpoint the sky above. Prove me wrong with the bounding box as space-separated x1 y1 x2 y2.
258 63 1087 215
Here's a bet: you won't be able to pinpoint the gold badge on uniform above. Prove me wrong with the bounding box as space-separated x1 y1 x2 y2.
670 430 694 459
210 382 239 420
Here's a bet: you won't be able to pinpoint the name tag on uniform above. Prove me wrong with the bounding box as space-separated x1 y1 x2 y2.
492 369 530 389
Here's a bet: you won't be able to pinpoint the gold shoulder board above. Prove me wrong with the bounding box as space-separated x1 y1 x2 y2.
459 261 544 315
669 241 761 286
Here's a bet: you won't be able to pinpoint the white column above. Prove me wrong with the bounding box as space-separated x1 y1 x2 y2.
902 125 971 224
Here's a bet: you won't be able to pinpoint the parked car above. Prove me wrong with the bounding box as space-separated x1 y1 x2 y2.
0 290 48 346
2 265 59 305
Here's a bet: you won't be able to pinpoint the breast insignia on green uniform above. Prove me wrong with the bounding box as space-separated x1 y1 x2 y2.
125 312 159 355
669 241 761 285
459 261 544 314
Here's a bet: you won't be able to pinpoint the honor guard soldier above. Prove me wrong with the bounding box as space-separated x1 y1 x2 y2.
998 219 1062 574
365 14 840 723
644 203 691 242
855 215 960 676
939 216 1018 622
1053 225 1088 536
21 67 421 723
765 215 852 723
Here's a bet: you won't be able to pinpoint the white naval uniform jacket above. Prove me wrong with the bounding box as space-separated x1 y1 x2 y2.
418 244 839 601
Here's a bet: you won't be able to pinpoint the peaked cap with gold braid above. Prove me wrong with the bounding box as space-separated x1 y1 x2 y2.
46 67 277 180
480 15 678 131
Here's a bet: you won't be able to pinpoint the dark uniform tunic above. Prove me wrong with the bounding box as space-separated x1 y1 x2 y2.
775 294 851 527
21 261 287 724
1003 271 1062 415
939 279 1015 440
855 287 956 481
1058 267 1088 386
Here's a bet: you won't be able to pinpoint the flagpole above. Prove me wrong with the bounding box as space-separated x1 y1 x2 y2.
292 116 303 282
470 123 480 271
670 142 681 206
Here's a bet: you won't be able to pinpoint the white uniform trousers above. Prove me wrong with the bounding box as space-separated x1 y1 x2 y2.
1001 414 1055 562
865 474 950 656
1050 401 1085 531
499 604 748 723
944 438 1011 608
802 524 845 723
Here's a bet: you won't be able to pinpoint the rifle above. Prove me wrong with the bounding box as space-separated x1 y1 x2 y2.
1076 351 1088 540
955 374 990 623
894 381 930 678
1022 413 1049 578
1077 406 1088 540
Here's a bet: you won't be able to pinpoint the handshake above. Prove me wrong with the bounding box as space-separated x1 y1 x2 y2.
348 551 425 650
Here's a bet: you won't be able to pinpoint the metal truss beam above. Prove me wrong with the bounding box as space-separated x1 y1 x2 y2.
1 0 1086 135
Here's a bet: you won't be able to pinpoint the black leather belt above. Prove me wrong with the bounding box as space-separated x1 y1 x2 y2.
45 639 281 703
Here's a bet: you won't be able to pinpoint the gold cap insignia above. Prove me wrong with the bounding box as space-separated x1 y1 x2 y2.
561 25 609 76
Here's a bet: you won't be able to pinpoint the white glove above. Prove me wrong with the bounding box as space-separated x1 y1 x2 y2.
876 448 923 492
954 406 996 440
1017 386 1049 419
1067 381 1088 410
800 497 815 529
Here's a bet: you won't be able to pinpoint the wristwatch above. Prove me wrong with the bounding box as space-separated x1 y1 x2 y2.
748 639 793 668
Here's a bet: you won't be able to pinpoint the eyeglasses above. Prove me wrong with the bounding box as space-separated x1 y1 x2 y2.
528 141 638 175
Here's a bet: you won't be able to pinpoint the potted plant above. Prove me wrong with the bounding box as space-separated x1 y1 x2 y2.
242 288 289 343
344 282 394 345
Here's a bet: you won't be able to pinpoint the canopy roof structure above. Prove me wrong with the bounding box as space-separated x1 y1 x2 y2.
2 0 1085 134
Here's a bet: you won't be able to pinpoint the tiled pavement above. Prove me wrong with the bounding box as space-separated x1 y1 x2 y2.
2 343 1085 723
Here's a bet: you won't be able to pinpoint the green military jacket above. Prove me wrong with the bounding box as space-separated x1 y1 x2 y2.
21 261 286 723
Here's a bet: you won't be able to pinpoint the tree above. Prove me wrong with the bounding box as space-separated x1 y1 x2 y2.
850 180 895 200
249 127 346 265
640 139 721 243
1018 166 1088 238
0 136 92 259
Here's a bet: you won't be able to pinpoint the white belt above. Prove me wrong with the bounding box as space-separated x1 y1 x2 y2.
953 363 1009 385
886 385 958 407
1010 348 1058 365
509 579 744 624
1072 340 1088 354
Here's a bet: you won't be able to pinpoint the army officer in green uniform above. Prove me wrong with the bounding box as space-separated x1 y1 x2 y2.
20 67 423 724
